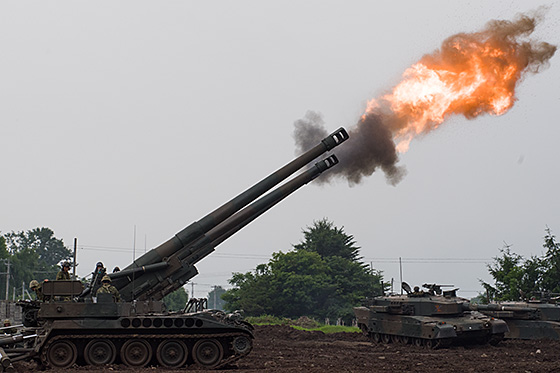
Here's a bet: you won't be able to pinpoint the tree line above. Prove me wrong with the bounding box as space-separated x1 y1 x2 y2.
481 227 560 301
0 227 72 300
12 221 555 320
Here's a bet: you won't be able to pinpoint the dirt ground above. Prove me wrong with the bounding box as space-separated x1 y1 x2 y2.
14 325 560 372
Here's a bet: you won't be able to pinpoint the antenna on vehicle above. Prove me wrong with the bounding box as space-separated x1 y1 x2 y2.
399 257 403 295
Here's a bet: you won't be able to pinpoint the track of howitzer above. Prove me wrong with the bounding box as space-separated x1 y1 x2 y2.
14 325 560 372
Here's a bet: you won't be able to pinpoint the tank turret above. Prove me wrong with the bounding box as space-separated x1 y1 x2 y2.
354 282 509 348
470 300 560 340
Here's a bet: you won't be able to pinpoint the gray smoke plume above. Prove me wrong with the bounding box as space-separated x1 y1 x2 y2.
294 10 556 186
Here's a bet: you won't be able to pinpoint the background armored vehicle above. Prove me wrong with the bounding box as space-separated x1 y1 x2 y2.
471 300 560 340
14 128 348 369
354 283 508 348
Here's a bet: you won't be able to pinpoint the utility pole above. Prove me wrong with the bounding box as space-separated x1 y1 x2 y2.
190 282 195 298
211 286 217 309
73 238 77 279
5 259 10 301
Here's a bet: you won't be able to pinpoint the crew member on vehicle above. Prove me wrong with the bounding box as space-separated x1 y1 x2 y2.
91 262 106 296
29 280 44 301
96 275 121 302
56 262 71 280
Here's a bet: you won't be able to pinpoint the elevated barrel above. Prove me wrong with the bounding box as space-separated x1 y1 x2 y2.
124 128 347 271
118 155 340 301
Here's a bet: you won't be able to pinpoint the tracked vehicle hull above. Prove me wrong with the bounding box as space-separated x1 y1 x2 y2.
20 297 253 369
355 289 508 348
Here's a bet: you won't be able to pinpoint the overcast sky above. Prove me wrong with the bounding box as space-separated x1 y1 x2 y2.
1 1 559 299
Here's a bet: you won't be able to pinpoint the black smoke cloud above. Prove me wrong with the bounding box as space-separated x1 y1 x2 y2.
294 111 406 186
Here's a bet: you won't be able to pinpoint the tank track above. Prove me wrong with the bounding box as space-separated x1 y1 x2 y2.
40 331 253 369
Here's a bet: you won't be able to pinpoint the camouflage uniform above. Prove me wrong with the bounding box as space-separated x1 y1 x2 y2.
91 262 107 296
96 276 121 302
29 280 45 301
56 262 71 281
2 320 17 335
56 270 71 280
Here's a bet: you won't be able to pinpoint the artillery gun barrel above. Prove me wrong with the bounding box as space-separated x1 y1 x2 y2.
120 155 341 301
108 262 169 280
123 128 348 271
181 155 339 261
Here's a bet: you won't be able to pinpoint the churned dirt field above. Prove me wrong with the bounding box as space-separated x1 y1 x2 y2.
14 325 560 372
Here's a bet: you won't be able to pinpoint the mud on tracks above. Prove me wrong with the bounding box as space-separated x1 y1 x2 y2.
14 325 560 372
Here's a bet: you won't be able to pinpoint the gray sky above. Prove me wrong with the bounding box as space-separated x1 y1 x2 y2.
1 1 559 299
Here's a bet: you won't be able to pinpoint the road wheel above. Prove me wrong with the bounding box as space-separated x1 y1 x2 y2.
156 339 188 368
84 339 116 366
47 340 77 368
120 339 152 367
401 336 411 344
488 333 504 346
381 334 391 344
193 339 224 368
372 333 381 343
413 338 423 347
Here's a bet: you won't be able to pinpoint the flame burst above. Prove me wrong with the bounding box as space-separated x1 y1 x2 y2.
367 14 556 153
295 12 556 185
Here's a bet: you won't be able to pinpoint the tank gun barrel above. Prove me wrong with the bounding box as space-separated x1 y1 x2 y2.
111 128 348 301
469 304 536 313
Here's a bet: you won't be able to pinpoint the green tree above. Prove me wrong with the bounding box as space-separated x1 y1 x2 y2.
163 287 188 311
540 227 560 293
0 228 72 300
0 235 7 259
223 219 384 323
294 219 361 261
481 245 526 301
482 236 550 301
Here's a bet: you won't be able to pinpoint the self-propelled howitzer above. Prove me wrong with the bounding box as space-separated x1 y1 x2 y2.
17 127 348 370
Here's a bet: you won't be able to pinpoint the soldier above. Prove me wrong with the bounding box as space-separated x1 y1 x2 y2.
56 262 71 280
29 280 44 301
90 262 106 296
2 319 17 335
96 275 121 302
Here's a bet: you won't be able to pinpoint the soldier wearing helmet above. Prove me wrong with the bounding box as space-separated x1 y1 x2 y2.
90 262 107 297
2 319 16 334
56 261 71 281
29 280 44 301
96 275 121 302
